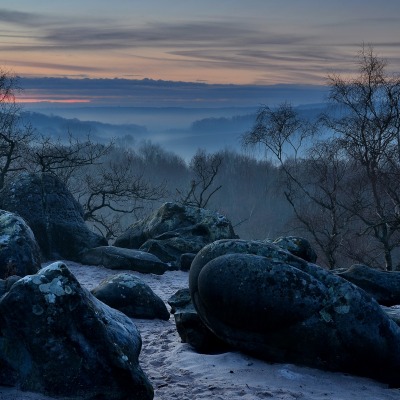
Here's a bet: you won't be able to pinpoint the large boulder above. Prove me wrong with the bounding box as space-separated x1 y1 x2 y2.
0 210 41 279
336 264 400 306
81 246 168 275
189 239 400 385
92 273 170 320
0 262 153 399
114 202 238 266
0 173 107 261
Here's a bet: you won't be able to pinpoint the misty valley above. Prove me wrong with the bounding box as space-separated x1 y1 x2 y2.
18 103 334 255
22 103 326 160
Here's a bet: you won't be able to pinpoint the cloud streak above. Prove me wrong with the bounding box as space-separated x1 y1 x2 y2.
18 77 328 107
2 19 312 52
0 11 336 83
1 2 400 85
10 60 105 73
0 8 46 27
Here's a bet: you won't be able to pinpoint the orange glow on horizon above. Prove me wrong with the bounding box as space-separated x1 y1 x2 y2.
15 98 91 104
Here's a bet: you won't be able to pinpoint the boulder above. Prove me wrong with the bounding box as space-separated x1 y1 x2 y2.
179 253 196 271
0 173 107 261
92 273 169 320
0 262 153 399
168 289 229 354
0 275 21 297
272 236 317 263
0 210 41 279
382 305 400 326
168 288 192 314
81 246 168 275
189 239 400 385
114 202 237 266
336 264 400 306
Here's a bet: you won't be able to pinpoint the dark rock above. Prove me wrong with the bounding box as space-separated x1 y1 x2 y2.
115 202 237 266
273 236 317 263
189 239 400 385
0 210 41 279
81 246 168 275
382 305 400 326
168 289 230 354
0 262 153 399
0 275 21 297
0 173 106 261
168 288 191 314
179 253 196 271
92 273 169 320
138 238 189 267
189 239 297 293
174 305 231 354
336 264 400 306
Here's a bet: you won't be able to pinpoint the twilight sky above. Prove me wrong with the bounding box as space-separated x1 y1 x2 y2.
1 0 400 106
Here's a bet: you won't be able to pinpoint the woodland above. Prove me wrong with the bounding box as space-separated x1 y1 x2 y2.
1 46 400 271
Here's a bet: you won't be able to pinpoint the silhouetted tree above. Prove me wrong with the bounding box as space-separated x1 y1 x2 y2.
244 46 400 270
26 132 113 184
243 102 309 162
243 104 352 269
0 69 35 188
177 149 223 208
283 141 355 269
75 148 166 240
323 45 400 270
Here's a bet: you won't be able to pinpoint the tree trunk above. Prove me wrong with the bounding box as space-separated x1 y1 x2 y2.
384 244 393 271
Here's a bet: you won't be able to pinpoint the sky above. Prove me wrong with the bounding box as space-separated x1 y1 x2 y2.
1 0 400 106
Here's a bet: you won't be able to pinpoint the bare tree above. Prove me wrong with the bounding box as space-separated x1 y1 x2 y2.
0 69 35 188
76 149 166 240
26 132 113 184
23 132 166 241
283 141 354 269
243 102 308 162
177 149 223 208
324 45 400 270
243 102 359 269
244 46 400 270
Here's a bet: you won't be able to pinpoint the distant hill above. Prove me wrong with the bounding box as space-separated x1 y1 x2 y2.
21 111 148 144
190 103 328 134
20 103 330 159
191 114 255 134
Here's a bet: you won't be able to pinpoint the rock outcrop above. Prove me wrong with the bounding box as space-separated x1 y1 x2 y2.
0 173 107 261
272 236 317 263
0 275 21 297
189 239 400 385
0 262 153 399
81 246 168 275
0 210 41 279
179 253 196 271
382 305 400 326
92 273 169 320
336 264 400 306
115 202 238 267
168 288 229 354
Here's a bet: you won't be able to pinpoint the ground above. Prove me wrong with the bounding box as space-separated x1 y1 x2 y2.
0 261 399 400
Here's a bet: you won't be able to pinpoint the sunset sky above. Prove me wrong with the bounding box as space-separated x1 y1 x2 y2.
1 0 400 105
